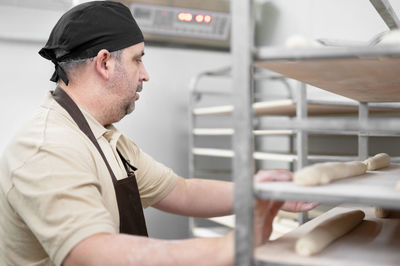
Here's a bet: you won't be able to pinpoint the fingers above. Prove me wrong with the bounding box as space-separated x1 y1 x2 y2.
253 200 284 246
254 169 293 183
281 201 320 212
261 201 283 243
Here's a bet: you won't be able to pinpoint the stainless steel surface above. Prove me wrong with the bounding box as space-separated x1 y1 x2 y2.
255 45 400 61
232 0 254 265
295 82 308 170
256 206 400 266
255 262 300 266
358 103 369 160
257 117 400 134
295 82 309 224
255 164 400 210
119 0 229 12
239 2 400 265
187 66 232 237
117 0 230 50
192 148 358 162
369 0 400 29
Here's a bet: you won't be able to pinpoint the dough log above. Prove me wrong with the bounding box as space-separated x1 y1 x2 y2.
374 207 391 218
363 153 391 171
294 161 367 186
295 210 365 256
375 207 400 218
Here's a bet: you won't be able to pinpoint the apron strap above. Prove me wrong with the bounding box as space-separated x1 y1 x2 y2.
52 86 117 183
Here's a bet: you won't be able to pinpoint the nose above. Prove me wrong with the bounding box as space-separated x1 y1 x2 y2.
140 64 150 82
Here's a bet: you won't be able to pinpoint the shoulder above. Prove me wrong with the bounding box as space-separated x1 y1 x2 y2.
3 105 94 174
116 133 141 157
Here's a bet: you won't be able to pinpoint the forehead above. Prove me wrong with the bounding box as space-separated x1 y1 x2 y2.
123 42 145 57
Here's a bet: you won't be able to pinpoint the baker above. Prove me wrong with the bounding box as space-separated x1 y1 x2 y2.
0 2 316 265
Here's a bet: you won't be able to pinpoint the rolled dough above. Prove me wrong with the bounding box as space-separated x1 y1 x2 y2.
375 29 400 45
294 161 367 186
375 207 390 218
375 207 400 218
363 153 391 171
295 210 365 256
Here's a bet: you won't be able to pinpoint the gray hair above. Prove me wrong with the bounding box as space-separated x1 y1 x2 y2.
57 49 124 81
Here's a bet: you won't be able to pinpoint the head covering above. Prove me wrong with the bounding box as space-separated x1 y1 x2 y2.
39 1 144 85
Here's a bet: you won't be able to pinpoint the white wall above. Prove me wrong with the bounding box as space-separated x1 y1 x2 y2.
2 0 400 239
0 4 231 239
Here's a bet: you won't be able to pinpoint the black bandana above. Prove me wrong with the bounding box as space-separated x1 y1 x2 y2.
39 1 144 85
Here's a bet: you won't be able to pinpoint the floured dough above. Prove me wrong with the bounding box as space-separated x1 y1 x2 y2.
374 207 390 218
375 30 400 45
285 35 319 48
295 210 365 256
375 207 400 218
363 153 391 171
294 161 367 186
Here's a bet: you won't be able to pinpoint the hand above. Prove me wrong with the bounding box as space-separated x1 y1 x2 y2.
253 199 283 247
254 169 319 213
281 201 319 212
254 169 293 183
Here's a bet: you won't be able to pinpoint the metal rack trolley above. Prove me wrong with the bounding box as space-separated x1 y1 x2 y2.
231 0 400 265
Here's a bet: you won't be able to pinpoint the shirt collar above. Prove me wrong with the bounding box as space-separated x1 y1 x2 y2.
43 91 121 141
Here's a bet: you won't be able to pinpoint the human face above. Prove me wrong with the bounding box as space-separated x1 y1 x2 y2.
108 42 149 119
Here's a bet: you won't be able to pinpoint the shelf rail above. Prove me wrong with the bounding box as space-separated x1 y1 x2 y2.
370 0 400 30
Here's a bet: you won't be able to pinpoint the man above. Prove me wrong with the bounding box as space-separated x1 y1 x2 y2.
0 2 315 265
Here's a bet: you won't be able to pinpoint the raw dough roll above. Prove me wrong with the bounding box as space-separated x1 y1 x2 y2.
295 210 365 256
375 29 400 45
363 153 391 171
294 161 367 186
375 207 400 218
374 207 390 218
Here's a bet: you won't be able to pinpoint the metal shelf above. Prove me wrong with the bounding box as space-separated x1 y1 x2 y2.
231 0 400 265
254 46 400 103
192 128 294 136
255 164 400 210
193 127 400 137
209 215 235 228
255 205 400 266
192 226 230 238
192 99 400 117
192 148 358 162
195 215 298 241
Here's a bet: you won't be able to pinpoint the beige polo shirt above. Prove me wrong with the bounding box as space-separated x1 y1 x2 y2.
0 92 179 266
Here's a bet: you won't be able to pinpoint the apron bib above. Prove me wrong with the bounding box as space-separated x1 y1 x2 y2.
52 86 148 236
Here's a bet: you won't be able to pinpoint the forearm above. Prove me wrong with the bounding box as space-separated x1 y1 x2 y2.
154 178 234 217
64 232 234 266
185 179 233 217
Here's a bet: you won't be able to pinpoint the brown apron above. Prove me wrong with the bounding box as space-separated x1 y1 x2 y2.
52 86 148 236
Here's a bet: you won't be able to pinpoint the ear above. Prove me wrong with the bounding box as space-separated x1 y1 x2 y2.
95 49 112 80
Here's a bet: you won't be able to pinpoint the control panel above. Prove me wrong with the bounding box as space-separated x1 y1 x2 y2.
131 3 230 41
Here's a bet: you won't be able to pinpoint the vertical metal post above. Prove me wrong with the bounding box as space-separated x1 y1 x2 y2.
188 76 199 237
296 82 309 224
358 102 369 160
232 0 255 265
369 0 400 30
